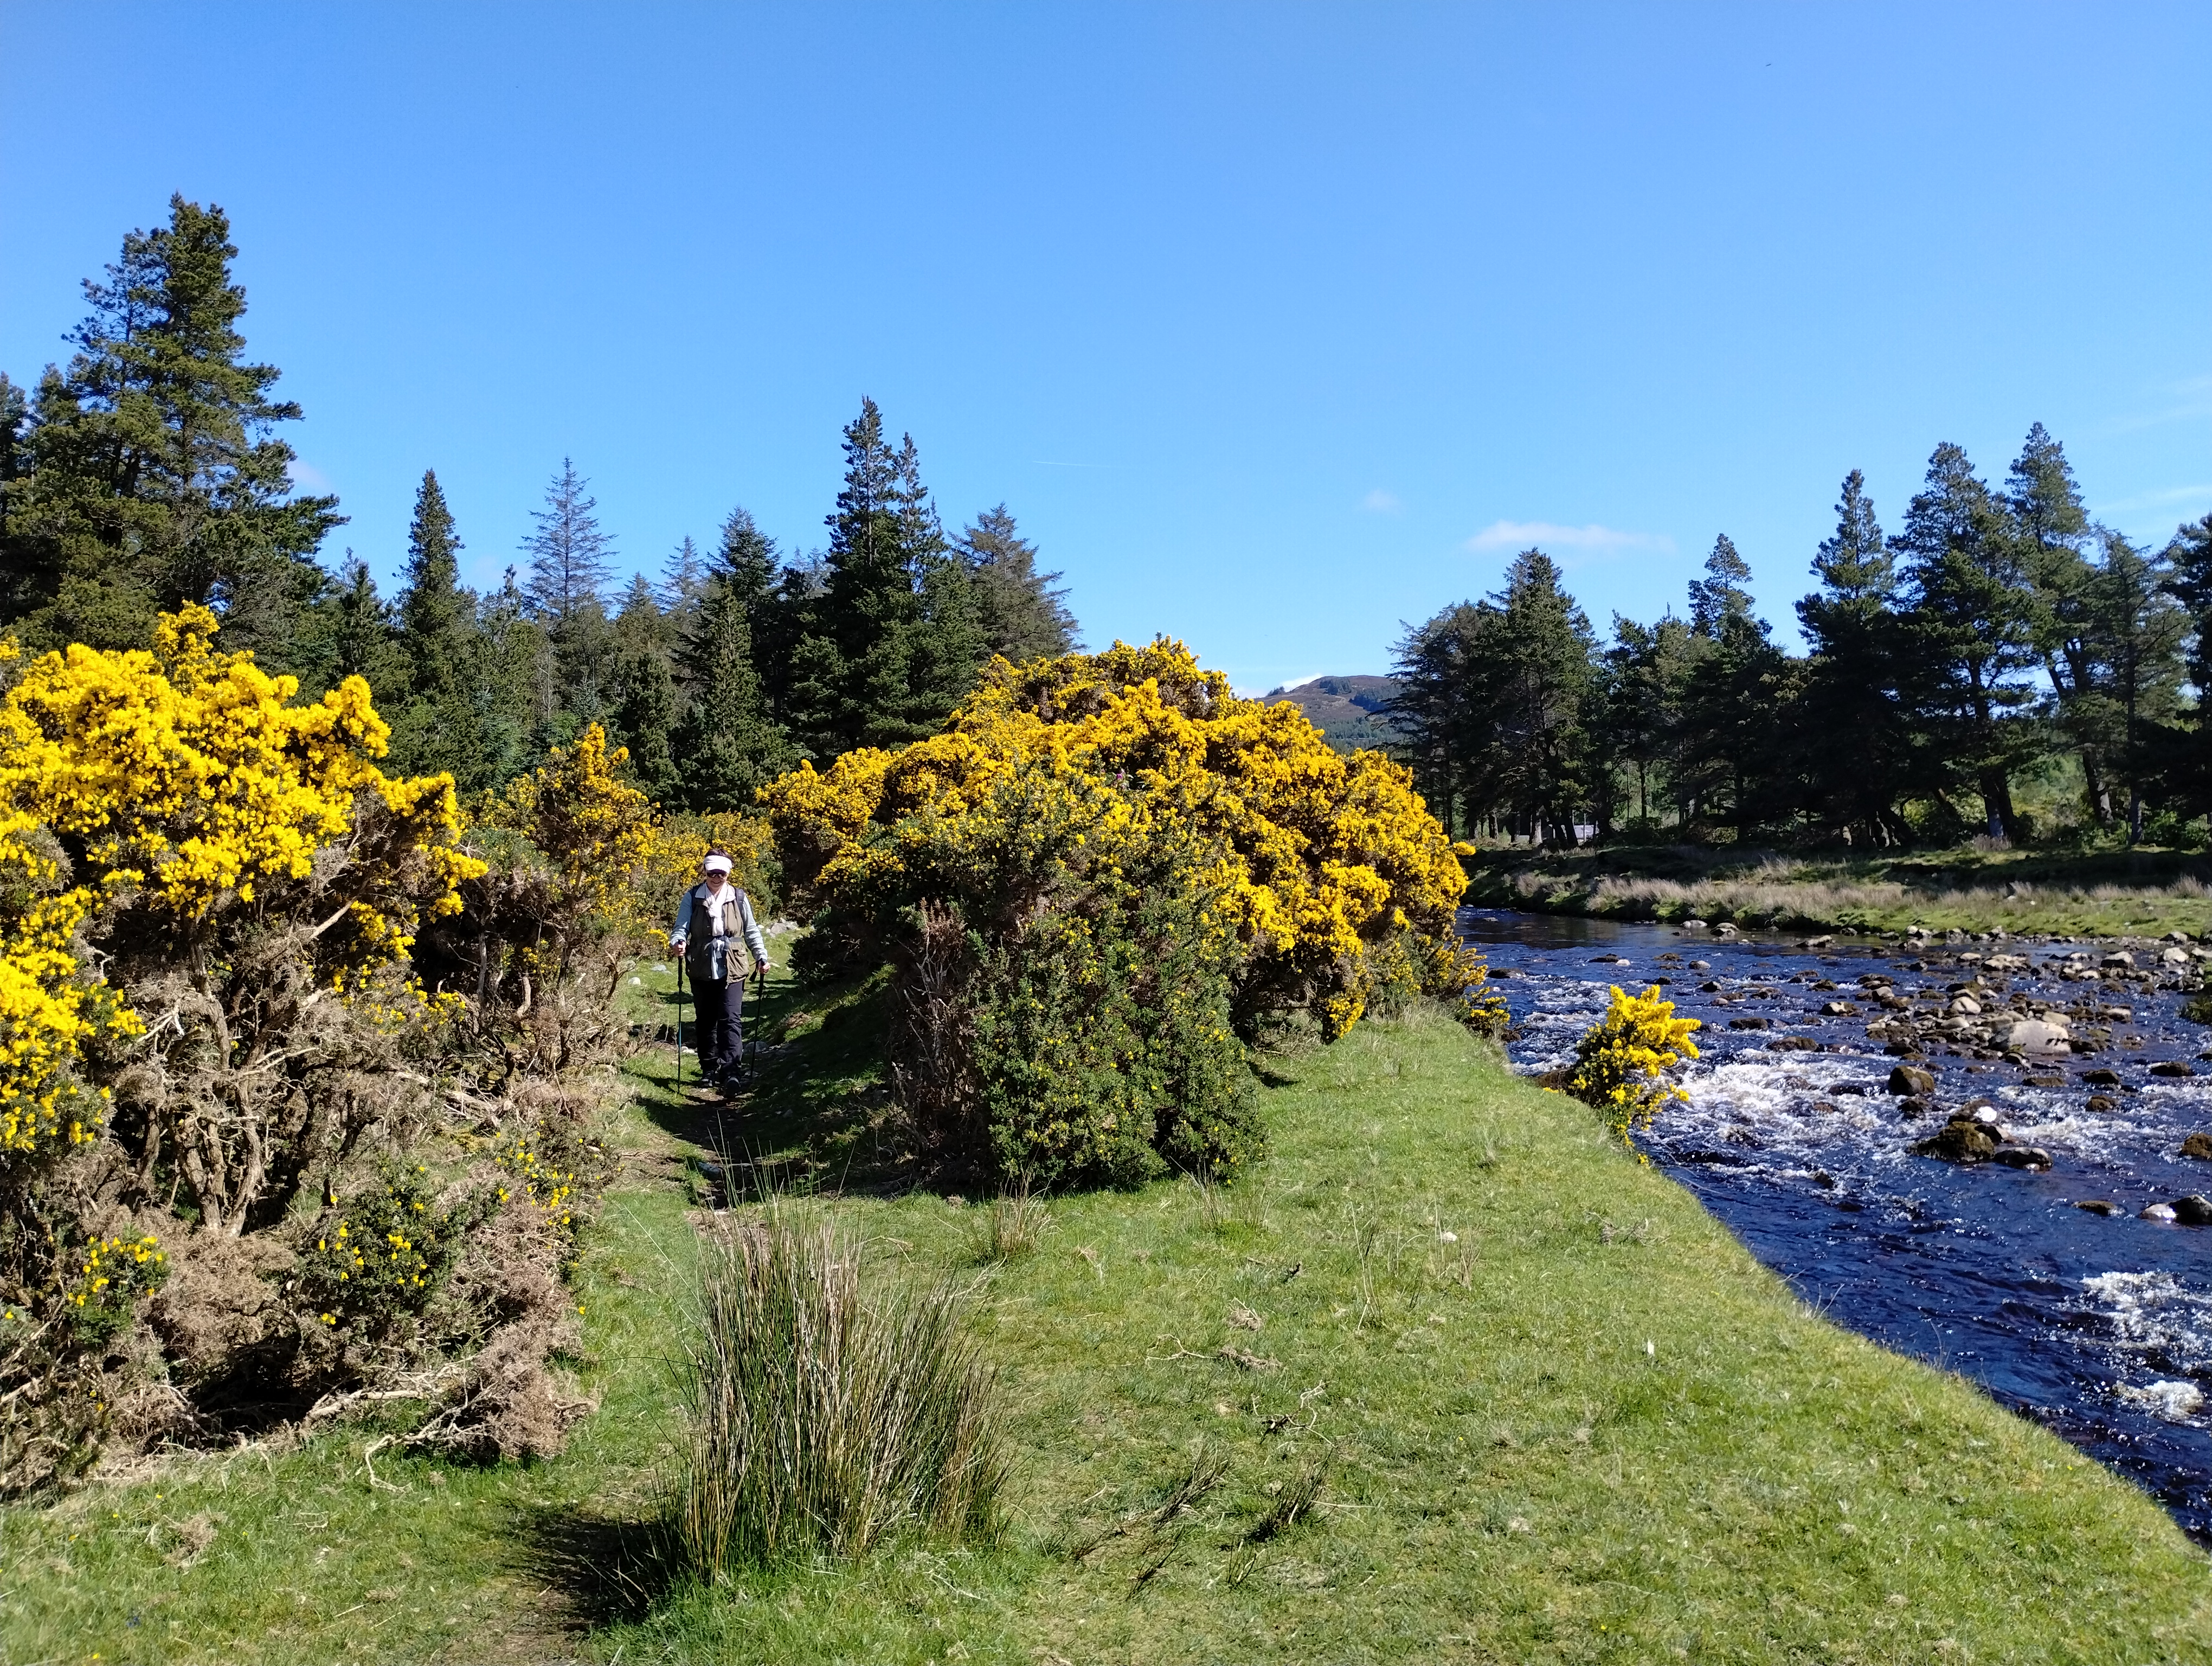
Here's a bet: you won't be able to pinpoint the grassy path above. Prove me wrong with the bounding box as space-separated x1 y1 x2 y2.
5 984 2211 1662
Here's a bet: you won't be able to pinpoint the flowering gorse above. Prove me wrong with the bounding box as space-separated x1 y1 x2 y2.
1562 984 1702 1149
765 638 1478 1041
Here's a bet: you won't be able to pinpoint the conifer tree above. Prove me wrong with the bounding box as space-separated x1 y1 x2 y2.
1895 443 2040 840
676 578 795 809
2083 531 2186 842
1388 601 1485 836
959 504 1079 662
395 470 470 701
1795 471 1913 844
1 196 342 662
658 535 708 621
786 399 987 755
521 458 616 729
1686 534 1755 636
2005 425 2110 820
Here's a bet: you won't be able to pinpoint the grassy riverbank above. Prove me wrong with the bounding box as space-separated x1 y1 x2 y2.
5 978 2211 1662
1466 842 2212 940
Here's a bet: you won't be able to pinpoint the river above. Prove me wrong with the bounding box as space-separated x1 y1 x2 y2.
1464 906 2212 1541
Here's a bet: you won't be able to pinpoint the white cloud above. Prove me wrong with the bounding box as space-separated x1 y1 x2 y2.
1464 520 1673 557
1362 489 1403 514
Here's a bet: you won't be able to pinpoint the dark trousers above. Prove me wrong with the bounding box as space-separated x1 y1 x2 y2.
692 972 746 1082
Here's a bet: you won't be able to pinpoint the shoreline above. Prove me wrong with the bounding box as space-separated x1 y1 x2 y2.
1463 842 2212 944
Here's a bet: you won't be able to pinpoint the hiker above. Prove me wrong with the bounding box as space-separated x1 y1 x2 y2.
669 851 770 1092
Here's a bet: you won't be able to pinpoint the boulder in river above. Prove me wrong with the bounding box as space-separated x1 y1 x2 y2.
2081 1068 2123 1086
1821 1001 1862 1016
2152 1060 2197 1079
2104 951 2136 969
1888 1064 1937 1096
1728 1016 1770 1030
2087 1094 2118 1113
2075 1200 2123 1216
2142 1202 2179 1221
1898 1096 1933 1118
1687 959 1710 971
2006 1018 2071 1053
2180 1133 2212 1161
1914 1118 1998 1163
2174 1195 2212 1226
1765 1035 1818 1052
2163 947 2193 967
1949 996 1983 1016
1992 1146 2053 1170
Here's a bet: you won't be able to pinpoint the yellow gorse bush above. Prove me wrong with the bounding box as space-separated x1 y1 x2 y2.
765 639 1473 1037
1562 984 1703 1149
0 608 485 1172
1 605 477 925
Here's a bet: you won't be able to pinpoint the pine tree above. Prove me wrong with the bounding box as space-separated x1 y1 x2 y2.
1 196 343 662
2084 531 2187 842
1687 535 1755 636
521 458 616 728
1593 612 1694 832
1388 601 1485 837
959 504 1079 662
301 553 407 695
786 399 988 755
658 535 707 620
2006 425 2109 821
468 568 547 792
395 470 470 702
1468 552 1598 844
676 578 796 809
1795 471 1913 844
1895 443 2040 841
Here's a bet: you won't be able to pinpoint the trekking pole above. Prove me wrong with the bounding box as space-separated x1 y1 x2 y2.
673 954 685 1093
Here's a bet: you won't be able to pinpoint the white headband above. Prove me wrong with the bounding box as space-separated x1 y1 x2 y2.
703 855 733 874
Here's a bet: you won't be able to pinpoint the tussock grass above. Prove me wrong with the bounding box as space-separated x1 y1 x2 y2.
974 1181 1052 1263
665 1214 1007 1574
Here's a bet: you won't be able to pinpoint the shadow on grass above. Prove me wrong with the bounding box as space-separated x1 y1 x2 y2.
506 1500 687 1629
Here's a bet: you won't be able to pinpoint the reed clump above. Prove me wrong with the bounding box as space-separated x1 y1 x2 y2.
664 1216 1007 1576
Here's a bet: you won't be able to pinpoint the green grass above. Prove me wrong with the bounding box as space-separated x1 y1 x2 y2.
6 981 2212 1662
1467 842 2212 939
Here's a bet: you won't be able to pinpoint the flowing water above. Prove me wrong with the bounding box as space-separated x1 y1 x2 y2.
1465 906 2212 1540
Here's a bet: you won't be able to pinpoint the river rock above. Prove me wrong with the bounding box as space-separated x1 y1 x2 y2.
1728 1016 1770 1030
1914 1118 1998 1163
1992 1146 2053 1170
2104 951 2136 969
2164 947 2193 967
2142 1202 2179 1221
2075 1200 2123 1216
2006 1018 2071 1053
1681 919 1707 931
2081 1068 2123 1086
2087 1094 2118 1113
1688 960 1710 971
2152 1061 2197 1078
2021 1073 2065 1087
2174 1195 2212 1226
1765 1036 1818 1052
1822 1001 1862 1016
1898 1096 1932 1118
1949 996 1983 1016
1888 1064 1937 1096
2181 1133 2212 1160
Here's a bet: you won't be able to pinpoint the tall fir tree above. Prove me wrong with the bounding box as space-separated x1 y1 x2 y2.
1795 471 1913 844
676 576 796 809
1895 443 2040 841
2005 424 2110 821
383 470 486 781
958 504 1079 662
657 535 708 621
786 399 988 755
1686 534 1756 636
0 196 343 664
520 458 617 732
2085 531 2187 842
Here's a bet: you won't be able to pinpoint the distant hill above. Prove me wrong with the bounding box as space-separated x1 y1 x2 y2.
1261 674 1404 753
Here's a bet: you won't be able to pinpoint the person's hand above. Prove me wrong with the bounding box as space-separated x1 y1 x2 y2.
670 933 686 951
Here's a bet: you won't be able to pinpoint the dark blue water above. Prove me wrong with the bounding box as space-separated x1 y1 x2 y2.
1465 907 2212 1540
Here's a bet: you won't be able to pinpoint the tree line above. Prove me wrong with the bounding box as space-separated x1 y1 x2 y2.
0 196 1079 806
1393 429 2212 849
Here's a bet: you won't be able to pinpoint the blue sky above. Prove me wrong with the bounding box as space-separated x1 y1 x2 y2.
3 3 2207 693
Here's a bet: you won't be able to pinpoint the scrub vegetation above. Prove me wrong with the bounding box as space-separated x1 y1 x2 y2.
5 983 2210 1663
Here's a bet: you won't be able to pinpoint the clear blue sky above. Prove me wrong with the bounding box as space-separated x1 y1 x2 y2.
4 3 2207 693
